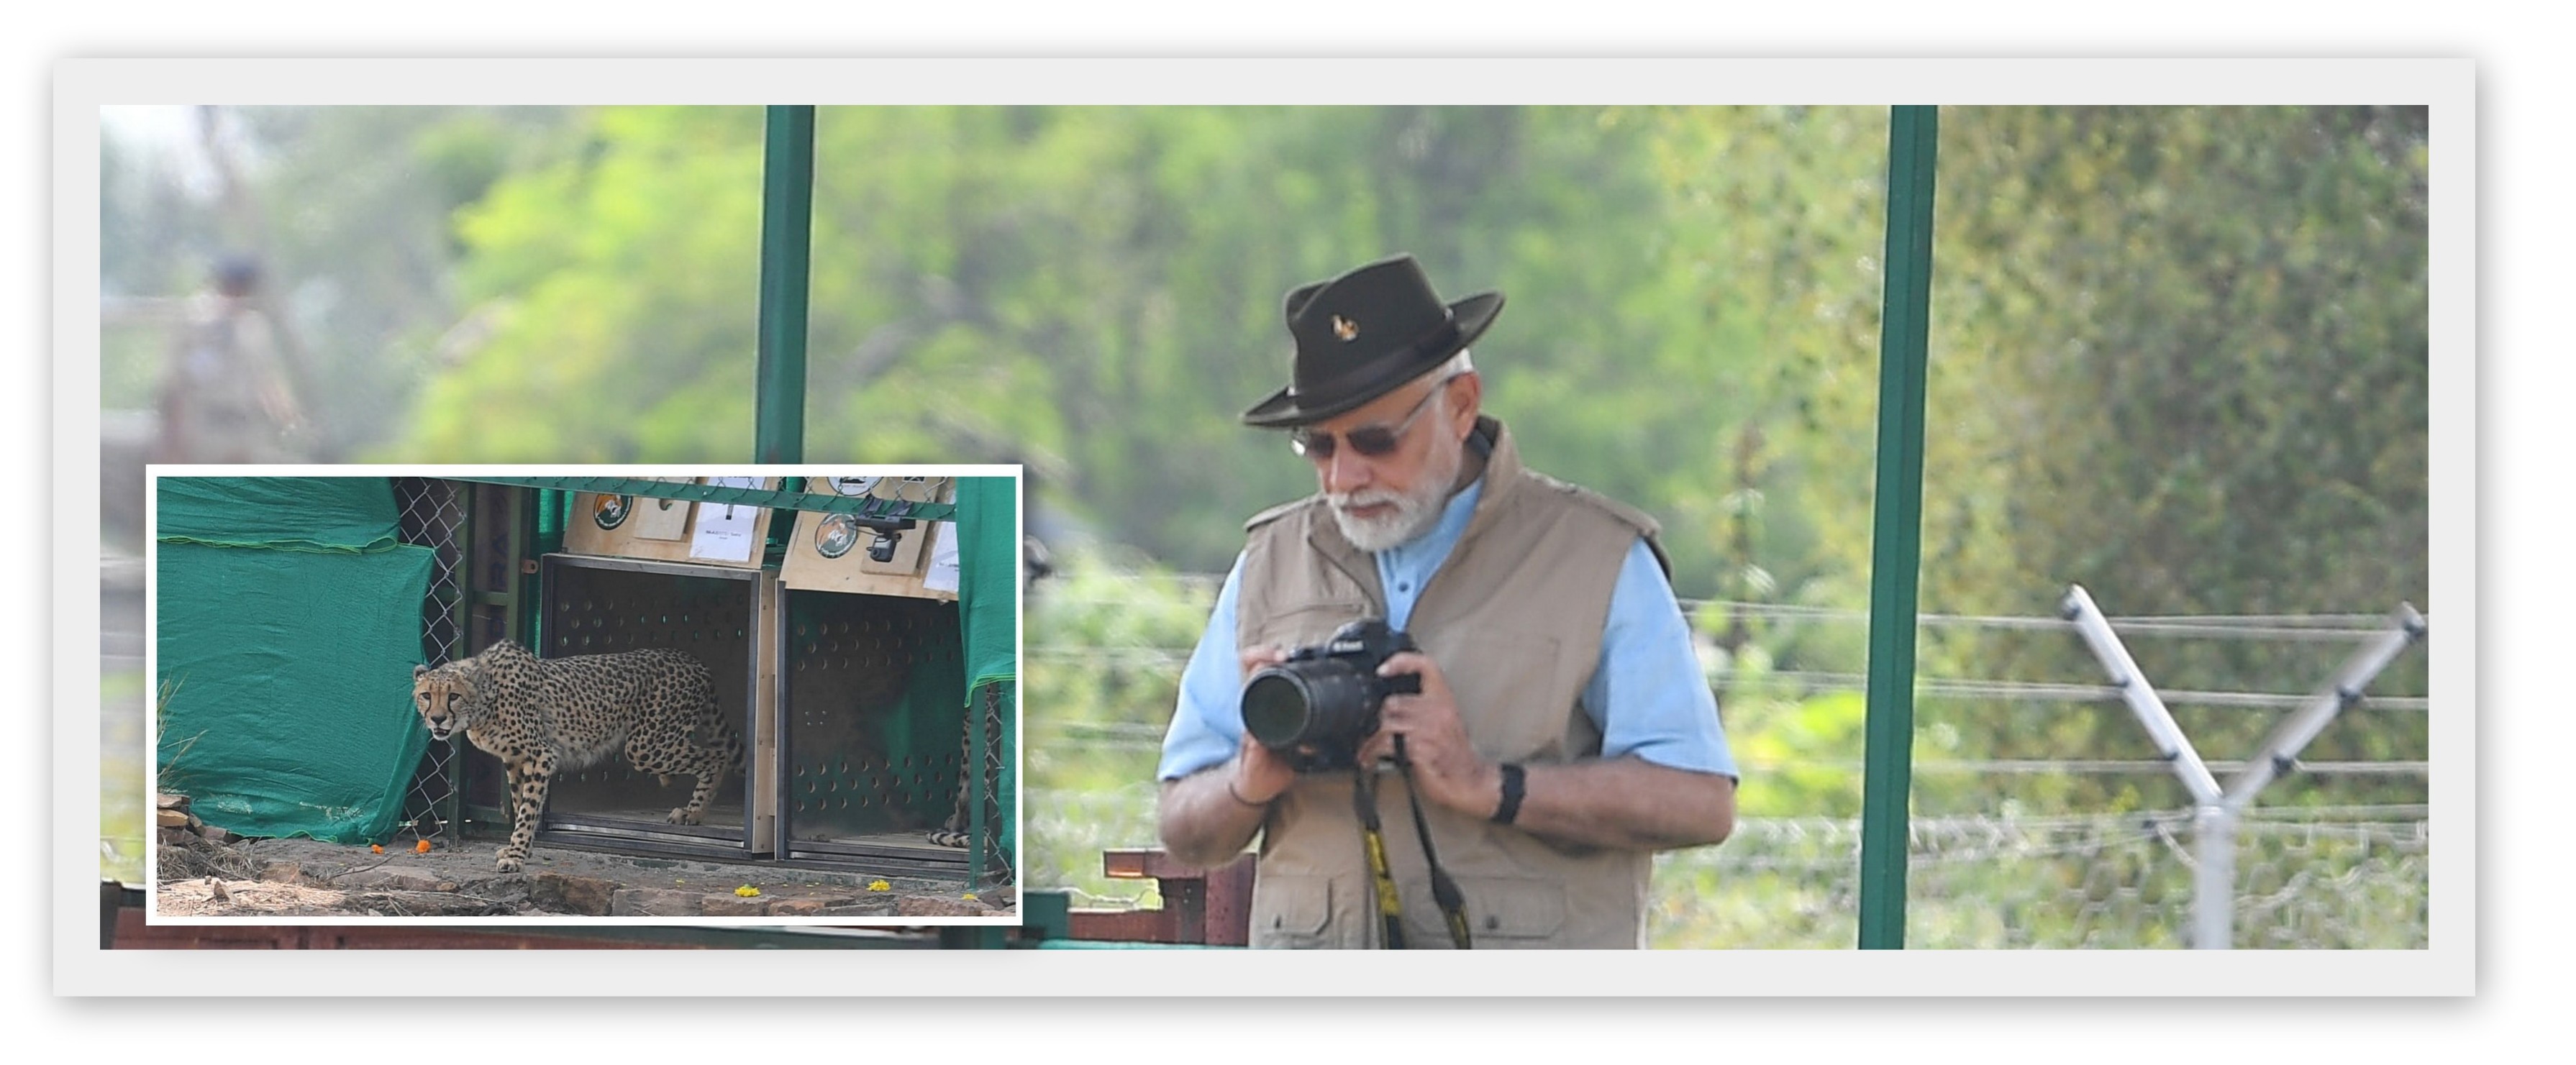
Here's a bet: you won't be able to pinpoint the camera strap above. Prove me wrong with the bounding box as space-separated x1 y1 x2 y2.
1349 738 1475 951
1349 765 1411 950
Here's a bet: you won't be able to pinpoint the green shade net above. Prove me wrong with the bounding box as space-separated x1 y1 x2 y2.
952 475 1019 864
953 476 1019 694
154 477 432 844
156 475 404 552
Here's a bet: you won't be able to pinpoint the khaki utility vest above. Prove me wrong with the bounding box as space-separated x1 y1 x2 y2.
1235 416 1666 949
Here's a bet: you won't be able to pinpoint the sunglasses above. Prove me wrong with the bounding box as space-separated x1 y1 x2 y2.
1288 376 1453 460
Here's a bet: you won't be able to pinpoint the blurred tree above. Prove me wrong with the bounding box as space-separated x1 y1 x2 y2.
1920 106 2429 808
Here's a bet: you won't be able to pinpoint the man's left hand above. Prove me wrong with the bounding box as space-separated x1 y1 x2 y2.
1362 651 1502 818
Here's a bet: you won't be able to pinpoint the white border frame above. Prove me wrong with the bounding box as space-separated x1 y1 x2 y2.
54 58 2470 997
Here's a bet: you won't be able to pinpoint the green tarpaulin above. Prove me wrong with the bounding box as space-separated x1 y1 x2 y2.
154 477 431 844
954 476 1019 694
156 475 404 552
953 475 1019 863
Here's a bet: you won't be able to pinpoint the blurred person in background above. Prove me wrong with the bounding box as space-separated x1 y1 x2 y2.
153 254 305 465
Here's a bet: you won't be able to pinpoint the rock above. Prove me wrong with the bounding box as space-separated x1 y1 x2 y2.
699 895 767 917
609 887 704 917
818 897 898 918
529 872 618 916
155 809 189 828
764 897 829 917
157 828 192 847
155 793 190 811
200 826 235 845
258 861 306 885
337 868 455 892
896 896 993 918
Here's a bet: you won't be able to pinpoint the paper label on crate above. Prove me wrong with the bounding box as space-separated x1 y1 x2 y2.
687 477 764 562
923 521 962 593
631 477 695 540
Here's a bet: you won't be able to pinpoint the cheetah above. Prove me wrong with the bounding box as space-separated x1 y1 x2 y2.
411 641 743 872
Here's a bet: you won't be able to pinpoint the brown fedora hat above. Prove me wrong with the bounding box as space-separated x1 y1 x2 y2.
1241 254 1503 428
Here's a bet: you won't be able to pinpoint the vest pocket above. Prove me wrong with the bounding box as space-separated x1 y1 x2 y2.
1250 873 1336 949
1244 603 1375 657
1435 629 1575 763
1401 875 1567 947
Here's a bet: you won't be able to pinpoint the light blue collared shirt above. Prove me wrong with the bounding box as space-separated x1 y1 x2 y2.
1156 475 1737 781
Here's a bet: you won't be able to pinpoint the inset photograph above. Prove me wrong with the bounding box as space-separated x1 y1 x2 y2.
145 469 1020 926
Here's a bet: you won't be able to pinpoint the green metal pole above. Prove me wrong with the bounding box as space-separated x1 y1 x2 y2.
1856 104 1939 950
755 105 815 465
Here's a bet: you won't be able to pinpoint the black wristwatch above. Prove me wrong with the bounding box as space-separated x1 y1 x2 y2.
1491 763 1526 825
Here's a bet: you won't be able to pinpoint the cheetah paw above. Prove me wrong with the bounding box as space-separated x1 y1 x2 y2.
667 808 703 826
496 854 524 873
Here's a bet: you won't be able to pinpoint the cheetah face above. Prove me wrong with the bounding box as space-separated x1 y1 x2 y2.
411 664 477 742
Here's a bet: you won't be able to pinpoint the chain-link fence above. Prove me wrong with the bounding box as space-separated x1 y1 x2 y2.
1643 807 2429 949
1023 782 2431 949
1019 574 2434 949
391 477 467 844
944 680 1016 888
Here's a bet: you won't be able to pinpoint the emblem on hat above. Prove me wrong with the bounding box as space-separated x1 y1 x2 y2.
1242 253 1505 429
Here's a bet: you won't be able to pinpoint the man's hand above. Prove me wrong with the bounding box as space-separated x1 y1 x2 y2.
1156 644 1299 869
1230 645 1299 804
1362 650 1503 819
1358 649 1738 852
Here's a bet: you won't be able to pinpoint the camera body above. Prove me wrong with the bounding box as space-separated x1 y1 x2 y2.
1240 618 1421 772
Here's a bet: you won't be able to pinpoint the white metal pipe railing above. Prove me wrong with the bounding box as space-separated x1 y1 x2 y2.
2062 584 2224 806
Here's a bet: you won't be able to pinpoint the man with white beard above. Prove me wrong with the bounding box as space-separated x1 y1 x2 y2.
1154 255 1738 949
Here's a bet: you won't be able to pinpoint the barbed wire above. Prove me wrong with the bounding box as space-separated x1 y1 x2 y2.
1022 727 2428 776
1675 598 2419 641
1039 584 2424 643
1020 650 2430 711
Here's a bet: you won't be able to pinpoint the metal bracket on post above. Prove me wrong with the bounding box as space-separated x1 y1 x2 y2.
2221 603 2429 814
2062 587 2429 949
2061 585 2224 806
2062 584 2225 949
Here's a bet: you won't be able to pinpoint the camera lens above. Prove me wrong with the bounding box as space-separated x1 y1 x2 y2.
1241 670 1316 749
1243 658 1377 754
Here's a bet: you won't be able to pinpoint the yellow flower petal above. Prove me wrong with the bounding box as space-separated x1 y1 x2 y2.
868 879 891 892
736 885 760 897
962 892 978 902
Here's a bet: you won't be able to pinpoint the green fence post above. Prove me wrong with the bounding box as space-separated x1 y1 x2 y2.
1857 104 1939 951
755 105 815 465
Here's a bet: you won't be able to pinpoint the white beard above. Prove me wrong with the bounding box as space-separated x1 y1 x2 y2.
1327 434 1462 553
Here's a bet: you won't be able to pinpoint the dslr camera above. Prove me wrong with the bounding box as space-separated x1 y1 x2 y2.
1240 619 1420 772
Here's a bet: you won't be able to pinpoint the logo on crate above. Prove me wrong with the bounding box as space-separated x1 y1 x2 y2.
815 513 860 559
592 493 634 530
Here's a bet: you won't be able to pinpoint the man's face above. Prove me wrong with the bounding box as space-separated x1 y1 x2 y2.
1296 370 1476 552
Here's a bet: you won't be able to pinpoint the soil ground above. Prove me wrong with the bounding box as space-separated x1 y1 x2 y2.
153 831 1015 920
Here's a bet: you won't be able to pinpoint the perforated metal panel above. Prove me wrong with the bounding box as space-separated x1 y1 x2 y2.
531 554 767 859
780 589 971 875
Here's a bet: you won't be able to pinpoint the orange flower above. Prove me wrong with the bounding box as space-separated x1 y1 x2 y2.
415 839 433 854
370 844 384 854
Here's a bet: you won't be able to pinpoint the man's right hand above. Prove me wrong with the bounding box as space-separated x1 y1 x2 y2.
1230 645 1297 805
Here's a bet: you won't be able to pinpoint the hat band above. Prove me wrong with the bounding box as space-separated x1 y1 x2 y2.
1290 314 1462 401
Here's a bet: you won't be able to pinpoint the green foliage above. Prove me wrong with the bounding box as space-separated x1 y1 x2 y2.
106 104 2430 943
